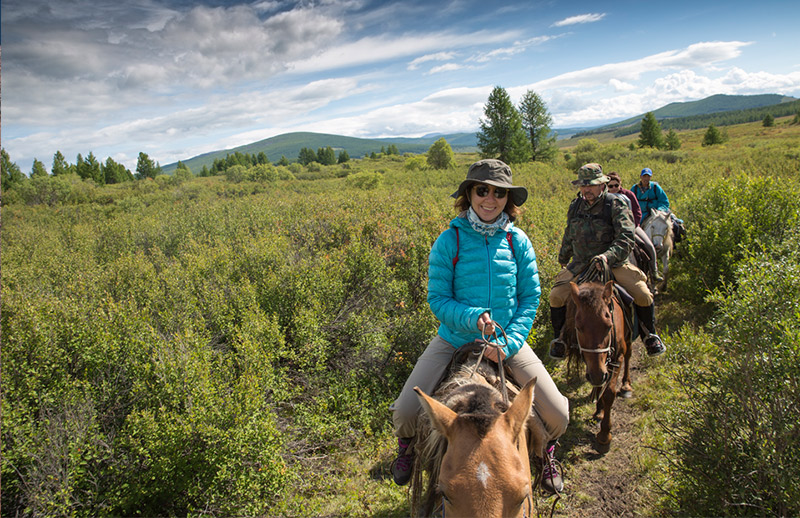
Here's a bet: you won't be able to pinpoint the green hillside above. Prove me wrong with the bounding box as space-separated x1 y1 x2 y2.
162 131 476 174
573 94 798 138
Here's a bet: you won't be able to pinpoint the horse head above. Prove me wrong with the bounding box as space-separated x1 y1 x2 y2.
643 209 672 252
414 378 535 518
570 281 615 388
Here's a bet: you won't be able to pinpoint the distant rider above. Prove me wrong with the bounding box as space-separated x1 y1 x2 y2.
631 167 669 223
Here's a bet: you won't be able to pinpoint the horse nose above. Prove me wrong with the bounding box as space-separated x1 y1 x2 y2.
585 370 608 387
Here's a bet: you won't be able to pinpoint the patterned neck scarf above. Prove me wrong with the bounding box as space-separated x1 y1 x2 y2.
467 207 510 236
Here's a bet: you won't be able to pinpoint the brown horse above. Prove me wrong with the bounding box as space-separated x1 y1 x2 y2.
564 281 632 449
410 346 547 517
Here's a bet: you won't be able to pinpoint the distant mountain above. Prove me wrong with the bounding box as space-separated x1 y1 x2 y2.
162 132 476 174
572 94 797 138
164 93 797 174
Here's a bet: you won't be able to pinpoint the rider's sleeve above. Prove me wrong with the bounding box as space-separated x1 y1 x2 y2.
655 183 670 211
602 197 635 265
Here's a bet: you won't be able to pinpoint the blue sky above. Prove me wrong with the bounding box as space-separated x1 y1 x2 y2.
2 0 800 173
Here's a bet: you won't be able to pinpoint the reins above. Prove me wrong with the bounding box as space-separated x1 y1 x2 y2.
470 322 510 405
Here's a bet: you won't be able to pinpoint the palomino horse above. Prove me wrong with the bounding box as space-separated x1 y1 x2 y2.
411 344 547 517
642 209 674 291
564 281 632 451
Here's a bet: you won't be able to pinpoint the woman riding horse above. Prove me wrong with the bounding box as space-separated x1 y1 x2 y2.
390 159 569 495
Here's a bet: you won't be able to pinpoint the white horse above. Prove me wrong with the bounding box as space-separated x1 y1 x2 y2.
641 209 674 291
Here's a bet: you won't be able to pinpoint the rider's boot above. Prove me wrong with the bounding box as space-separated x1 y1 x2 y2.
391 437 414 486
541 440 564 494
548 306 568 360
650 264 664 282
635 303 666 356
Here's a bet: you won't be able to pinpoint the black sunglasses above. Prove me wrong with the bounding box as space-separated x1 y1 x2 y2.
473 185 508 199
608 183 620 188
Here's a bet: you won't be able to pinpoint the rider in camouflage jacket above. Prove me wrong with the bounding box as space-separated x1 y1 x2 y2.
549 163 667 359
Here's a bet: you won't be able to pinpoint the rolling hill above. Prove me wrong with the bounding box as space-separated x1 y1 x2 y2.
162 93 798 174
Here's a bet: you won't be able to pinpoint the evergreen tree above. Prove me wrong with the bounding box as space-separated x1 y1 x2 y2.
200 165 210 177
102 157 133 184
518 89 557 162
52 151 70 176
665 129 681 150
136 152 158 179
477 86 528 164
387 144 400 155
793 110 800 125
298 147 317 165
763 114 775 127
277 155 290 166
317 146 336 166
1 148 26 191
702 124 726 147
427 138 455 170
257 152 268 165
638 112 665 149
31 158 48 178
337 150 350 164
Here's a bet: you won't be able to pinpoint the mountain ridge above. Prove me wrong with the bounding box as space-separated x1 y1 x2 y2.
163 93 797 174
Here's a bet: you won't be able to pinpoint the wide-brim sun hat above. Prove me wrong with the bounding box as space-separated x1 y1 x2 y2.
641 168 653 176
451 159 528 206
572 163 610 186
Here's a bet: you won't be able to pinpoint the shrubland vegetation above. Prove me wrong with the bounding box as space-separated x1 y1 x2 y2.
2 115 800 517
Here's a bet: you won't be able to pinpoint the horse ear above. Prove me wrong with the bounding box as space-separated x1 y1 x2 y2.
569 282 580 305
603 280 614 301
503 377 536 438
414 386 457 437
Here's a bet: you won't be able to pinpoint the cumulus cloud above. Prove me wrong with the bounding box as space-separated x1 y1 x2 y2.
551 13 606 27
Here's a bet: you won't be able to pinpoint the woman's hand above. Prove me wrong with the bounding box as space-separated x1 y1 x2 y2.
483 345 507 364
477 312 495 336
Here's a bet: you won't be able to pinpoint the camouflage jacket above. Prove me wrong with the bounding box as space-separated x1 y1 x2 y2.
557 191 635 273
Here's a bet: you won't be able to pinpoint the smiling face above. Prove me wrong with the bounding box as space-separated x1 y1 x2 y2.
469 183 509 223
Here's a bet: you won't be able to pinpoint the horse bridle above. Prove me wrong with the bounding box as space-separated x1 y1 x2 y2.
575 297 621 399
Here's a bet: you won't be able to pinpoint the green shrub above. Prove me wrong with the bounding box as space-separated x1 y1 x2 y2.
673 174 800 302
346 171 382 190
662 235 800 516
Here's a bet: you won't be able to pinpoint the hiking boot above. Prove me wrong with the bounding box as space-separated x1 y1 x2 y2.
651 269 664 282
644 334 666 356
391 437 414 486
548 338 567 360
541 442 563 494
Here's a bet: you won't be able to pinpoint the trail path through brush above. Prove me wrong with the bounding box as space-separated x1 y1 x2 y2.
541 347 655 518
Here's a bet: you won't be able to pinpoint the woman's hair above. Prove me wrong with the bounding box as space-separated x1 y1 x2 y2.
454 183 521 221
608 171 621 183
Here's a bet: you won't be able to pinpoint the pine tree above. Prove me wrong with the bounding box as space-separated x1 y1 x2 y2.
763 114 775 127
337 150 350 164
638 112 665 149
427 138 455 170
518 90 557 162
52 151 70 176
136 152 158 179
1 148 25 191
277 155 290 166
477 86 529 164
297 147 317 165
665 129 681 150
702 124 725 147
31 158 48 178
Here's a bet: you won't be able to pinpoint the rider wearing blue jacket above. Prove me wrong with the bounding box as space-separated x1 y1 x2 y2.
632 167 669 222
390 159 569 494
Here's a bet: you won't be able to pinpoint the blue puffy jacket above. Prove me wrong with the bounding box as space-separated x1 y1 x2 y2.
427 215 541 358
631 181 670 222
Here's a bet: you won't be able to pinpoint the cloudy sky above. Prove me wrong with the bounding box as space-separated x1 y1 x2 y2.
2 0 800 173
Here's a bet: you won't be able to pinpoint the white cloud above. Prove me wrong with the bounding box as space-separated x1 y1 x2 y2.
551 13 606 27
408 52 457 70
428 63 467 74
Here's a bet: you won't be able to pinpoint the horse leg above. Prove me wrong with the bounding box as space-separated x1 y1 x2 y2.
595 381 616 450
618 343 633 399
659 252 669 291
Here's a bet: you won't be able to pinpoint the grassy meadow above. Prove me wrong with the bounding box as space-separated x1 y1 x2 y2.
2 117 800 516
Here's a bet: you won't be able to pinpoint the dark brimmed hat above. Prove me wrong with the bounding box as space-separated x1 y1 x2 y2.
451 159 528 206
572 163 610 186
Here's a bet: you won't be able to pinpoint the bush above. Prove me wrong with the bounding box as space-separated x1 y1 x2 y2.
346 171 382 190
673 174 800 302
662 234 800 516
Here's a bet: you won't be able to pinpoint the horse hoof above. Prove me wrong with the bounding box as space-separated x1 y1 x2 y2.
595 437 611 453
618 389 633 399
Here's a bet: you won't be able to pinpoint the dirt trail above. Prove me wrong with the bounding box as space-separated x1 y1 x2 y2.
539 348 655 518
